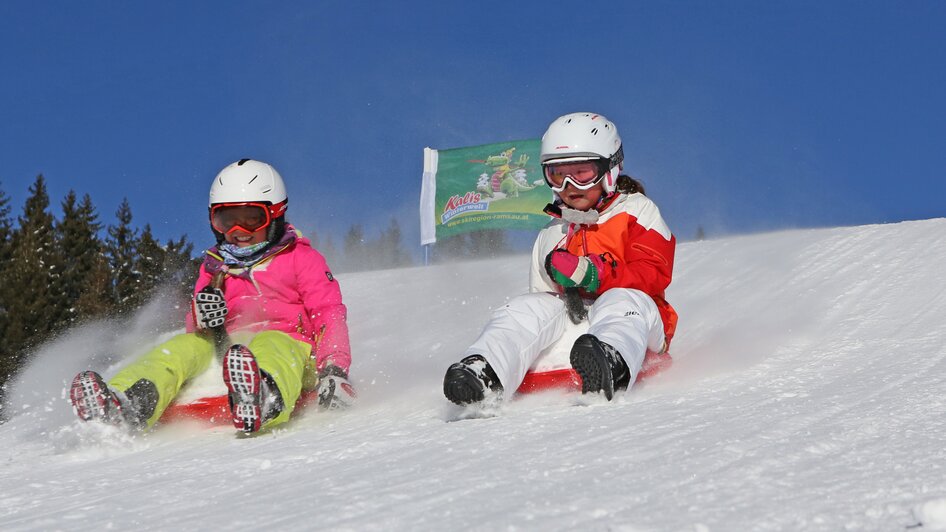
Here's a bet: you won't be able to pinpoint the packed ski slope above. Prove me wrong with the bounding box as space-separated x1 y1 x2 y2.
2 218 946 531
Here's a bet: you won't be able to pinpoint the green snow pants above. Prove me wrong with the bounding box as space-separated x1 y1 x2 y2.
108 330 314 429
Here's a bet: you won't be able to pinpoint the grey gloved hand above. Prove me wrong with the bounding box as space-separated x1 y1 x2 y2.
317 365 356 410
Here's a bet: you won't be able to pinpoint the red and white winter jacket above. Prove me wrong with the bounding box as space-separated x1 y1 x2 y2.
529 192 678 346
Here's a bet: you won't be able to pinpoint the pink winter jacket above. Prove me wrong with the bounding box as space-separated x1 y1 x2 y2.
186 232 351 373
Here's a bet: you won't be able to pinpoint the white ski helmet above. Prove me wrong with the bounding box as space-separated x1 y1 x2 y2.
208 158 289 243
540 112 624 194
209 158 288 207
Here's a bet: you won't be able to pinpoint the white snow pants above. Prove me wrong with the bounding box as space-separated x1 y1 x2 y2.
464 288 665 399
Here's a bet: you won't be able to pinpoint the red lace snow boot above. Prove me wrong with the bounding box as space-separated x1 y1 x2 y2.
70 372 158 430
223 345 283 433
69 371 124 424
223 344 264 433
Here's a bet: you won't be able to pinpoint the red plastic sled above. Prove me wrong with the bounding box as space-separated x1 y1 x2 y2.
515 349 673 395
159 389 320 426
160 350 673 426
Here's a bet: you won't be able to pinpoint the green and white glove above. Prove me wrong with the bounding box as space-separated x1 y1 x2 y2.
544 249 608 293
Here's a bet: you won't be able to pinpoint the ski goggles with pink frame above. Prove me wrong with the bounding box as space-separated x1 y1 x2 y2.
210 201 287 235
542 159 611 193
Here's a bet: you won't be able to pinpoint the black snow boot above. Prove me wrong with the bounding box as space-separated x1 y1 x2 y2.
569 334 630 401
121 378 159 428
443 355 504 406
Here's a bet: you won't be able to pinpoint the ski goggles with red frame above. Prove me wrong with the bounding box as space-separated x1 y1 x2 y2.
210 201 287 235
542 159 611 193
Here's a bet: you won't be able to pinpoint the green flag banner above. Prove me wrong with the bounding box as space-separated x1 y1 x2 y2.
419 139 551 245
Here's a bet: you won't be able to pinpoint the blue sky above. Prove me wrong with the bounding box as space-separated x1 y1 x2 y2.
1 1 944 253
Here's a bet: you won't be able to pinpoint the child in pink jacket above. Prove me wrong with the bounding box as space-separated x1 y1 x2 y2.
70 159 353 434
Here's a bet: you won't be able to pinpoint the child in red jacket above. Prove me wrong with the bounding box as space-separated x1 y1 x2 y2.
444 113 677 404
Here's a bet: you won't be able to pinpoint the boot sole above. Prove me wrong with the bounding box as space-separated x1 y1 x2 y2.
223 345 263 433
70 371 113 421
570 334 616 400
443 364 486 405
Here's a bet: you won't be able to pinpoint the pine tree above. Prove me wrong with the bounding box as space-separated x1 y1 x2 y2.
130 224 165 310
73 252 114 319
378 218 411 269
55 191 105 326
0 183 202 395
310 230 339 271
434 233 470 263
2 175 61 376
343 224 367 272
469 229 510 258
0 182 14 387
0 181 12 265
104 198 140 313
696 226 706 241
161 235 200 308
320 233 339 271
130 226 203 321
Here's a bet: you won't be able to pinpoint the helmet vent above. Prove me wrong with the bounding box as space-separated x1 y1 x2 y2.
590 128 598 135
248 174 258 184
238 158 251 166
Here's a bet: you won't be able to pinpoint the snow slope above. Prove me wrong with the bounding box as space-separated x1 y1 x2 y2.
2 218 946 531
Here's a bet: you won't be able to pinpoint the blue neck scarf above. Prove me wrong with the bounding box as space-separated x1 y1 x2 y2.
219 240 270 263
215 228 297 269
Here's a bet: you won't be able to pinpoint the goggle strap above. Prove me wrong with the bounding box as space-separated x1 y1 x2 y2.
610 145 624 169
269 199 288 218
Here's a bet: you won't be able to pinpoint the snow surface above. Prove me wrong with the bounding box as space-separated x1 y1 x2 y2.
3 218 946 531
